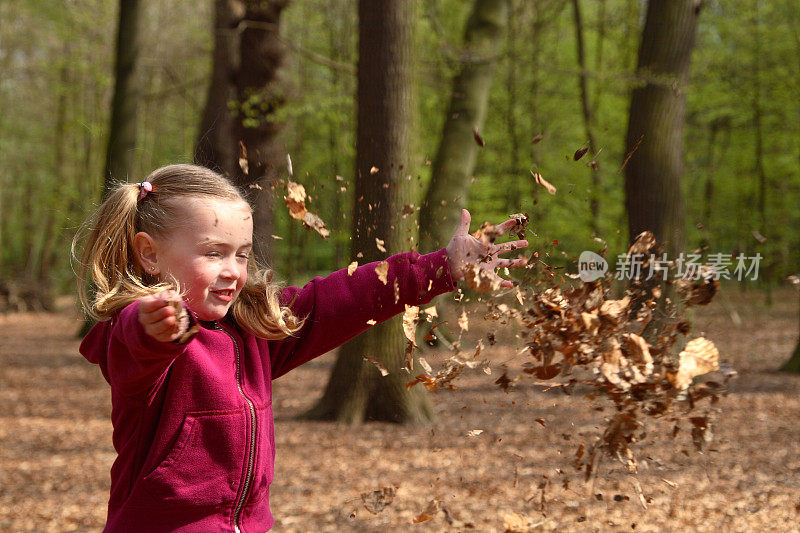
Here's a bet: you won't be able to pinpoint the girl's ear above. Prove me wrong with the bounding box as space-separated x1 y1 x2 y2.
133 232 160 275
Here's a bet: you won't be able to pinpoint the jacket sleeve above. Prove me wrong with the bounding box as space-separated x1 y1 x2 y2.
265 248 456 379
107 300 188 398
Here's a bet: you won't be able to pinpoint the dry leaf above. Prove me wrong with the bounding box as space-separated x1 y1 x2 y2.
402 305 419 345
366 319 377 325
574 146 590 161
286 153 293 176
361 486 396 514
670 337 719 390
531 171 556 195
473 126 485 147
369 166 379 175
284 181 307 220
466 429 483 437
463 265 501 293
423 306 438 318
413 500 441 524
238 141 248 175
347 261 358 276
375 238 386 253
458 310 469 332
301 212 330 239
532 133 544 144
375 261 389 285
363 356 389 377
418 356 433 375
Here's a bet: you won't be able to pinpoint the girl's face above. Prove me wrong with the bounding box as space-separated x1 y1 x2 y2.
149 197 253 322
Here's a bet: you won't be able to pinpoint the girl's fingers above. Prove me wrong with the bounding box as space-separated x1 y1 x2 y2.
138 295 168 315
494 219 519 236
497 258 528 269
139 303 174 325
456 209 472 235
491 240 528 255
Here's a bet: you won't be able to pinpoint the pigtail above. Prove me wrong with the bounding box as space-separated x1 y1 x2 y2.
73 183 171 321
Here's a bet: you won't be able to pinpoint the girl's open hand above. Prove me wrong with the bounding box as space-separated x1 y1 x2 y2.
138 290 184 342
445 209 529 290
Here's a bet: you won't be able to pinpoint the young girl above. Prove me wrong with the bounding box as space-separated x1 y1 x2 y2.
76 163 528 532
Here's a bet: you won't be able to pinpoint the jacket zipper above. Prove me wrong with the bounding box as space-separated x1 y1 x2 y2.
214 322 257 533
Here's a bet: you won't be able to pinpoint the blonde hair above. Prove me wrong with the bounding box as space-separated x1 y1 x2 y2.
73 164 303 339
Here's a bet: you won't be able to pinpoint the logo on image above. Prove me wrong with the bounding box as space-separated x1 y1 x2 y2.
578 251 608 282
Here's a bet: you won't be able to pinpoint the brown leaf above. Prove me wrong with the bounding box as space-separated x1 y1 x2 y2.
284 181 307 220
495 369 514 392
458 310 469 332
473 126 485 147
532 133 544 144
369 166 379 175
347 261 358 276
402 305 419 345
574 146 589 161
669 337 719 390
375 261 389 285
237 141 248 175
463 265 501 293
361 486 396 514
530 171 556 195
362 356 389 376
413 499 441 523
301 211 330 239
375 238 386 253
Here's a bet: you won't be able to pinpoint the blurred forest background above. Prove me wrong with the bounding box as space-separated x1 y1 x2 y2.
2 0 798 302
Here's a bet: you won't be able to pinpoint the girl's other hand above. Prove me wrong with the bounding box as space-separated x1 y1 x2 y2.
445 209 529 289
138 290 182 342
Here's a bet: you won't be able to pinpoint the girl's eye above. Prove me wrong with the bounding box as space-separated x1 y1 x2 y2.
205 251 222 258
237 253 251 261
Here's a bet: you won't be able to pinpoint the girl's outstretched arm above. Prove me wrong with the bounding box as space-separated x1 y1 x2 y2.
265 210 528 379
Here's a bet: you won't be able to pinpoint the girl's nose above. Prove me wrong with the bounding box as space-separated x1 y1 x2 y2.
220 258 240 280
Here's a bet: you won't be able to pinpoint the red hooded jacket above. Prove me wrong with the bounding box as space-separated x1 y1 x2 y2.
80 249 455 532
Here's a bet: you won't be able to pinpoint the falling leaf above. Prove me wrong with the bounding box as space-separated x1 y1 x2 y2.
366 319 377 325
473 339 484 358
404 341 414 372
270 234 283 240
751 230 767 244
286 153 293 176
376 238 386 252
534 418 546 427
284 181 307 220
167 298 199 344
530 170 556 195
375 261 389 284
463 265 501 293
458 310 469 332
574 146 590 161
532 133 544 144
361 486 396 514
301 212 330 239
413 500 441 524
363 356 389 376
238 141 248 175
472 126 485 147
423 305 438 317
418 356 433 375
515 287 524 305
401 204 415 218
669 337 719 390
347 261 358 276
369 166 379 175
495 369 514 392
466 429 483 437
402 305 419 345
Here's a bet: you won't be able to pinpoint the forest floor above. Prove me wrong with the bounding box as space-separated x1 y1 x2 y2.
1 286 799 532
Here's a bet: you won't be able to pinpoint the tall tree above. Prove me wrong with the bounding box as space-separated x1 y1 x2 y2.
195 0 289 266
194 0 240 176
304 0 428 423
103 0 144 192
419 0 509 252
624 0 702 257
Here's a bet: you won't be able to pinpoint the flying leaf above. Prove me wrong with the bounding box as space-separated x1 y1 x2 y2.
466 429 483 437
347 261 358 276
238 141 248 175
423 305 438 318
472 126 485 147
530 170 556 195
413 500 441 524
363 356 389 377
458 310 469 332
574 146 590 161
402 305 419 345
669 337 719 390
284 181 307 220
532 133 544 144
376 238 386 253
286 153 293 176
418 356 433 375
301 212 330 239
375 261 389 284
366 319 377 325
369 166 379 175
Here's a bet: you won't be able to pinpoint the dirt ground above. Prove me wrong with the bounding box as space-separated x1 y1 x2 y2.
1 287 799 532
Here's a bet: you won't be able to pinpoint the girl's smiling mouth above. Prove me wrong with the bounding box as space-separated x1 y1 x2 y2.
210 289 235 302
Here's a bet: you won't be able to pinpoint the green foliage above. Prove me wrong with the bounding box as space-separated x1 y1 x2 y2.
1 0 798 296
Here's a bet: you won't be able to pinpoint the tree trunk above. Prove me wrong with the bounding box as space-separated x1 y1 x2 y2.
303 0 430 424
226 0 289 267
104 0 143 192
418 0 509 251
782 289 800 372
194 0 240 176
624 0 701 258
